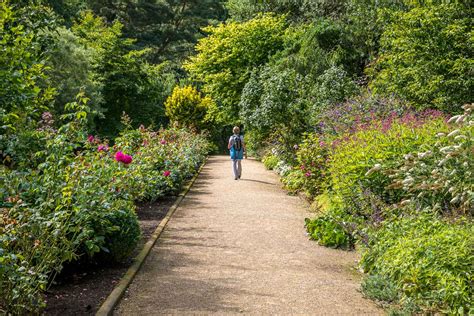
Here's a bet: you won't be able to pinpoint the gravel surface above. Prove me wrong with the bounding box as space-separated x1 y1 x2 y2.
116 156 382 315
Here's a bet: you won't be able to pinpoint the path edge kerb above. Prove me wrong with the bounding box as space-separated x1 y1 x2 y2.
96 157 208 316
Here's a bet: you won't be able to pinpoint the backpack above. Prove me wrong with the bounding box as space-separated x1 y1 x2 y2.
232 135 242 151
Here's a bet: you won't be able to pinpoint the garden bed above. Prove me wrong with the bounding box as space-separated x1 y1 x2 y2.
43 197 177 315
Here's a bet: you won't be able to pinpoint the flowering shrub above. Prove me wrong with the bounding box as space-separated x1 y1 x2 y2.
383 104 473 215
328 112 448 207
285 133 330 198
114 126 210 201
0 105 209 312
297 102 472 313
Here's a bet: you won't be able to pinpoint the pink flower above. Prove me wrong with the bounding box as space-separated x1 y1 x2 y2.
163 170 171 177
87 135 95 143
121 155 133 165
160 139 167 145
319 141 326 147
115 151 132 164
98 145 108 152
115 151 125 162
304 172 312 177
300 165 305 170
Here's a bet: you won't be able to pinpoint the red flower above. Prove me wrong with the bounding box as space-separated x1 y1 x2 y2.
163 170 171 177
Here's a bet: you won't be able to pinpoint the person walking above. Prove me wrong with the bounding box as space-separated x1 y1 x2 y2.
228 126 246 180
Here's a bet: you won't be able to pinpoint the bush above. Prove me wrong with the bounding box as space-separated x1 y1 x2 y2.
262 154 278 170
385 104 473 215
164 86 214 130
368 4 472 112
328 112 448 206
0 99 210 312
304 209 354 249
361 214 473 314
101 207 141 263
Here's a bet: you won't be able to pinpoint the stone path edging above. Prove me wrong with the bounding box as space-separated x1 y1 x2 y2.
95 158 208 316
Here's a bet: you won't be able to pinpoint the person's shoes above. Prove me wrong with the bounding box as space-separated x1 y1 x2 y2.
234 177 238 180
238 175 241 179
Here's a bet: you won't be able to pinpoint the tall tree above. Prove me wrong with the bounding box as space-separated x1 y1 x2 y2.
84 0 226 63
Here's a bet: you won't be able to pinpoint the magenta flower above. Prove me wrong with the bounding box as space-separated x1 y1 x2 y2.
160 139 167 145
115 151 125 162
300 165 305 170
87 135 95 143
114 151 133 165
304 172 312 177
319 141 326 147
163 170 171 177
121 155 133 165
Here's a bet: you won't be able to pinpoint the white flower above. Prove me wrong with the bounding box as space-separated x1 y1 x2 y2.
447 115 461 123
454 135 467 141
447 129 460 137
450 196 460 204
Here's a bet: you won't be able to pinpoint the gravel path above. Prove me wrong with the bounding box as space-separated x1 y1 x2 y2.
116 156 382 315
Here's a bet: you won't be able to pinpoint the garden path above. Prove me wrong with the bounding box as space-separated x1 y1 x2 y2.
115 156 382 315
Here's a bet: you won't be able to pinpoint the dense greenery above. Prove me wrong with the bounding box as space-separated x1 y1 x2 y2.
1 0 212 313
1 0 473 313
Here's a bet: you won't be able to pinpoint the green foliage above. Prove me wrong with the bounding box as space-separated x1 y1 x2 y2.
385 104 474 215
361 274 399 304
361 214 474 314
368 4 473 112
240 67 308 140
84 0 226 63
0 1 55 133
0 97 209 313
45 27 103 116
164 86 215 130
101 207 141 263
328 115 448 205
185 14 287 119
304 209 354 249
262 154 279 170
